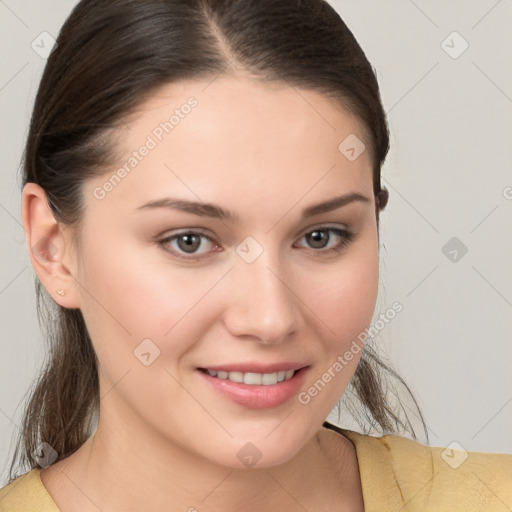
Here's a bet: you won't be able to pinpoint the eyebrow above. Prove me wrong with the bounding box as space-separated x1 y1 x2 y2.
136 192 370 223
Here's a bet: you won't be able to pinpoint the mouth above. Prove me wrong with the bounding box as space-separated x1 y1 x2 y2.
197 367 300 386
197 365 310 409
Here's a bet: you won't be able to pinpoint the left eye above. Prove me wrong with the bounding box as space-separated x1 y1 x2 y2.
295 227 354 252
159 226 354 260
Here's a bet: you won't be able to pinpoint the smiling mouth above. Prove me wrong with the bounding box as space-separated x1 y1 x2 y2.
198 368 299 386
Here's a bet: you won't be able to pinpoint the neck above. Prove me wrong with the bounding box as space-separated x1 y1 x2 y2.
42 406 361 511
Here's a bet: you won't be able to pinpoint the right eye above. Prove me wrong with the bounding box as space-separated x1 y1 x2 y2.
158 230 222 260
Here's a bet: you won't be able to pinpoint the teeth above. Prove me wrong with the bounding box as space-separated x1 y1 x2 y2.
244 372 262 385
261 373 277 385
205 369 296 385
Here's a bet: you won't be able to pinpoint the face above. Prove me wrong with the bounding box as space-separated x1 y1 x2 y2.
71 75 379 468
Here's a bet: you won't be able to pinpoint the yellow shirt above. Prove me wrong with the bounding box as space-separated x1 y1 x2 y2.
1 424 511 511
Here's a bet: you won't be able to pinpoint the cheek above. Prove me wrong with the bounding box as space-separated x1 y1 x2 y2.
295 231 379 408
74 237 226 368
307 232 379 343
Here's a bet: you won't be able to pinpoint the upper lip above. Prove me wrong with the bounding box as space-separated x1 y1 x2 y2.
199 362 309 374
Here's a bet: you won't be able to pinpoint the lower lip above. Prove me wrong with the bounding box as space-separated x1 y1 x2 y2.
197 367 310 409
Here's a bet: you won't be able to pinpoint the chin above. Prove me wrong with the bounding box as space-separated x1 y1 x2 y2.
190 423 314 471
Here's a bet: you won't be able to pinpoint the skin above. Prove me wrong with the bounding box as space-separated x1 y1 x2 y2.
23 74 380 511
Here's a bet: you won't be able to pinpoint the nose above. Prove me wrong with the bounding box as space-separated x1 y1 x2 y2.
222 248 300 345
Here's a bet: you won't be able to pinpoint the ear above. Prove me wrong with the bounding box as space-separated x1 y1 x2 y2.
21 183 80 308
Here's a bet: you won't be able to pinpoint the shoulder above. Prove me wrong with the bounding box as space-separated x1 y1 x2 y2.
323 422 512 511
0 468 59 511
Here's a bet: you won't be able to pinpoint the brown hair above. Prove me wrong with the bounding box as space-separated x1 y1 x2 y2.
9 0 428 481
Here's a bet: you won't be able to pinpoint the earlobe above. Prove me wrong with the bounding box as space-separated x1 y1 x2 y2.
21 183 80 308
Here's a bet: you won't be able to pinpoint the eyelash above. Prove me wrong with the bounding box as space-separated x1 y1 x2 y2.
157 225 355 261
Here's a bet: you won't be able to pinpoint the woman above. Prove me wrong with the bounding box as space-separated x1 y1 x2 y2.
1 0 510 510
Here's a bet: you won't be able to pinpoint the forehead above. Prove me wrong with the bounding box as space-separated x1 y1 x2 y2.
87 75 374 218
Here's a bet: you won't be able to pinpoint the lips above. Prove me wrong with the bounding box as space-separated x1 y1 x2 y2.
197 363 309 409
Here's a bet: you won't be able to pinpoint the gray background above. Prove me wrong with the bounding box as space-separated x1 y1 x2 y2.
1 0 511 482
